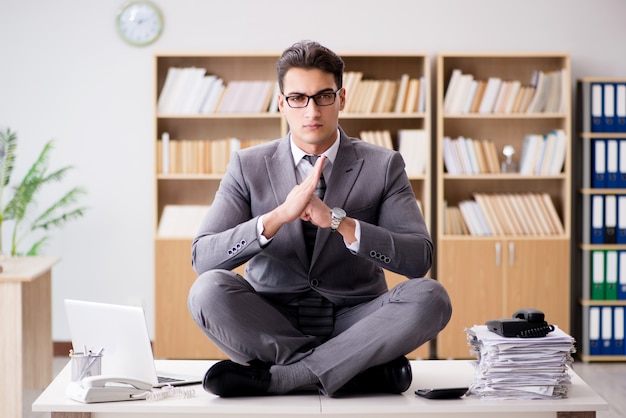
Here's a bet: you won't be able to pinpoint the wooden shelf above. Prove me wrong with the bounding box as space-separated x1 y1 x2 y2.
153 51 433 360
435 52 572 359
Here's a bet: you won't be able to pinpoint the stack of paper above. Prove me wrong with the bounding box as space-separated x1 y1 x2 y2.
465 325 576 400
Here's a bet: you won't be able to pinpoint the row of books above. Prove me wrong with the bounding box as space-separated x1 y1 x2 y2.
589 82 626 132
518 129 567 175
589 305 626 356
342 72 426 114
443 136 502 174
443 68 567 114
156 135 271 175
589 194 626 245
590 250 626 301
445 192 564 236
359 129 428 176
157 66 280 114
590 138 626 188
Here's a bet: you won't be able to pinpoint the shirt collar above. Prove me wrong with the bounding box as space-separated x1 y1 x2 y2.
290 129 340 167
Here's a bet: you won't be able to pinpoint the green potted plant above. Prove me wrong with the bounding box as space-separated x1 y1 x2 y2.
0 127 87 258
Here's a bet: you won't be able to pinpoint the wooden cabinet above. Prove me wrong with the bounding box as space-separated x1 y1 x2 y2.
434 53 572 359
153 52 432 359
577 78 626 362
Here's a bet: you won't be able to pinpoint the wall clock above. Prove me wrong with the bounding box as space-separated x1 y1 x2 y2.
116 1 164 47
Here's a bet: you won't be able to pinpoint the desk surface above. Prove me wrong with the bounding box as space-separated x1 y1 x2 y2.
33 360 609 417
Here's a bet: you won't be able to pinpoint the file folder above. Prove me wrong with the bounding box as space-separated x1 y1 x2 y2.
617 83 626 133
589 306 601 355
604 83 616 132
618 195 626 243
592 139 606 188
605 194 617 244
607 139 619 188
591 83 603 132
619 140 626 188
601 306 613 355
614 307 625 355
591 195 604 244
619 251 626 300
591 250 605 300
605 250 618 300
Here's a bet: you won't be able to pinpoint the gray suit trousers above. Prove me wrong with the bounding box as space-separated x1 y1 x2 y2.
188 270 452 395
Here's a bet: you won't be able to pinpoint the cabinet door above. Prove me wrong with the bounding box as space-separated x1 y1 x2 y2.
154 239 229 359
436 239 505 359
504 239 570 333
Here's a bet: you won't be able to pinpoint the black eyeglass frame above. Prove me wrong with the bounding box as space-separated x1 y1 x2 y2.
282 89 343 108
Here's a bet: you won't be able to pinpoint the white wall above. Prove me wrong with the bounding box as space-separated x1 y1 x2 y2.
1 0 624 341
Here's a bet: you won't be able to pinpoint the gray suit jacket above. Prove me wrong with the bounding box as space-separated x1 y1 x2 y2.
191 128 433 307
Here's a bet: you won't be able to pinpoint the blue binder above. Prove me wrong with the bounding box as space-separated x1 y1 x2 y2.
619 140 626 187
618 196 626 244
589 306 601 355
591 83 604 132
591 195 605 244
601 306 613 355
604 83 616 133
592 139 606 188
614 307 625 355
607 139 619 188
617 83 626 133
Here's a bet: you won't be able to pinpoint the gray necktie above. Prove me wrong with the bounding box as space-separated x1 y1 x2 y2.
298 155 334 337
303 154 326 199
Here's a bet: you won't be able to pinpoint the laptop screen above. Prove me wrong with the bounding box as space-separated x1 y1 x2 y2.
64 299 159 385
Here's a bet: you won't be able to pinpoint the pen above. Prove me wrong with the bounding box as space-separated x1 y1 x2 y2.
78 347 104 381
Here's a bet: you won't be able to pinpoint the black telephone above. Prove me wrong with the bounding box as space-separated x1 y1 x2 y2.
486 308 555 338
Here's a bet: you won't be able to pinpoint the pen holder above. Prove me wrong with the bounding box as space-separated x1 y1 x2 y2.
70 352 103 382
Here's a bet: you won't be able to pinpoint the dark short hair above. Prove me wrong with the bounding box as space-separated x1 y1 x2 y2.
276 40 344 93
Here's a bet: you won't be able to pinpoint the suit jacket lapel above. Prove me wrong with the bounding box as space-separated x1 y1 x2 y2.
312 133 364 266
265 137 310 269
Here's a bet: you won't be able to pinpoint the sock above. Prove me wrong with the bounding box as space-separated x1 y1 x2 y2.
268 362 319 394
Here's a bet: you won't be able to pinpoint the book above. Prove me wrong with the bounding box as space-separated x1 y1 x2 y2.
398 129 428 176
394 74 411 113
478 77 502 114
157 205 210 238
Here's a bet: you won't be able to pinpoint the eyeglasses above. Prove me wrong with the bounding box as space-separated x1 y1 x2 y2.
282 89 342 108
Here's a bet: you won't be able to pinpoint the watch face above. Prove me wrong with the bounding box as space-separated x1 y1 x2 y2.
332 207 346 218
116 1 163 46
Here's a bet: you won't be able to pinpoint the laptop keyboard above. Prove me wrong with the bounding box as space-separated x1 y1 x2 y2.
157 375 184 384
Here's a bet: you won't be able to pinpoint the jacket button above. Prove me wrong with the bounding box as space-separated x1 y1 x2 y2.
310 279 319 287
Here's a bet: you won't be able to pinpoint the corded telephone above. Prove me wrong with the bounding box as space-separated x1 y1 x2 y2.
486 308 555 338
66 375 152 403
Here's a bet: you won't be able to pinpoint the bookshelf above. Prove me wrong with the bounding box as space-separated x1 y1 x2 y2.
153 52 432 359
434 53 572 359
577 78 626 362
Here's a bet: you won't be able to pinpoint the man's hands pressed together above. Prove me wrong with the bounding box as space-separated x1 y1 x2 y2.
261 155 327 239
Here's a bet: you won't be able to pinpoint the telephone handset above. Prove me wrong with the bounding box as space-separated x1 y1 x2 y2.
486 308 555 338
66 375 152 403
81 375 153 390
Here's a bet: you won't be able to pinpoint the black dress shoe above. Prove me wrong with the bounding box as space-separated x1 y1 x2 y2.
339 356 412 394
203 360 272 397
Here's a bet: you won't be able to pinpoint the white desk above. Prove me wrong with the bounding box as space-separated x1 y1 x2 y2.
33 359 608 418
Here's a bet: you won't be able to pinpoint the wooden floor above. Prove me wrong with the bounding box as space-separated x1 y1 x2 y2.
24 358 625 418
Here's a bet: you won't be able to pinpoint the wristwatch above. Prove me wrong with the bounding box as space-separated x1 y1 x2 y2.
330 207 346 231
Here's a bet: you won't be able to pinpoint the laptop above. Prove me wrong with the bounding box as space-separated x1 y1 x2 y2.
64 299 202 388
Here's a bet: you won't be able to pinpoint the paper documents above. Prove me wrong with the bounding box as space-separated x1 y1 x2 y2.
466 325 576 400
